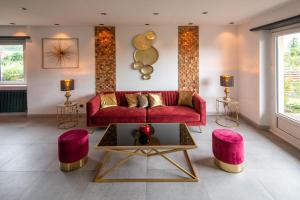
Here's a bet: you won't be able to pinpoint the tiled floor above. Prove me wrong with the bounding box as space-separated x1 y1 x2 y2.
0 116 300 200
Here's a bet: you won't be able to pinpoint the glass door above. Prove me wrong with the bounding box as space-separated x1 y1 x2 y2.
276 31 300 122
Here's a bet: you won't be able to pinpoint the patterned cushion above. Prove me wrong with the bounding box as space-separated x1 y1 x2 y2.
148 93 164 107
138 94 149 108
178 91 195 107
100 93 117 108
125 93 140 107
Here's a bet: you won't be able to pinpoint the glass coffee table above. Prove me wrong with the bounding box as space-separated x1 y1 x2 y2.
95 123 198 182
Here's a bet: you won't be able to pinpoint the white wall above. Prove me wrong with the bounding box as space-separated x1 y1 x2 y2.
0 26 95 114
199 25 238 113
116 26 178 91
116 25 238 113
237 0 300 125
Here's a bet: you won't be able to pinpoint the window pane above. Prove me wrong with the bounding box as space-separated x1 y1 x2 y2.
0 45 24 82
277 32 300 121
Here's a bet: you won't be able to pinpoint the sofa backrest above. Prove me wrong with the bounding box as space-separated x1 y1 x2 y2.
112 91 179 106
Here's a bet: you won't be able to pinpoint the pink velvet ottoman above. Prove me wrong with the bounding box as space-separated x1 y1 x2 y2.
212 129 244 173
58 129 89 172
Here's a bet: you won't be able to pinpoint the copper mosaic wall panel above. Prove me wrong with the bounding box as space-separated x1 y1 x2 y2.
95 26 116 93
178 26 199 93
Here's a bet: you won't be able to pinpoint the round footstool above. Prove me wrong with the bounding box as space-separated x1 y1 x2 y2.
212 129 244 173
58 129 89 172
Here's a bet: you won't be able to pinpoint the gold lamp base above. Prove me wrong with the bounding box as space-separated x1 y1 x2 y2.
214 158 243 173
64 91 72 105
223 87 231 101
60 156 88 172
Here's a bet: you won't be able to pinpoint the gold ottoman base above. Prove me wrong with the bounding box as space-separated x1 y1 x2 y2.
60 156 88 172
214 158 243 173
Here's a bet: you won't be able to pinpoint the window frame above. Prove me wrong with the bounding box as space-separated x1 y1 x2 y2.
273 26 300 123
0 39 26 85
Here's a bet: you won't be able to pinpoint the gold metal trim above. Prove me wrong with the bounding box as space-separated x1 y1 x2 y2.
132 34 152 50
132 61 144 69
133 47 159 66
140 65 154 75
145 31 157 40
142 74 151 80
94 148 198 182
214 158 243 173
60 156 88 172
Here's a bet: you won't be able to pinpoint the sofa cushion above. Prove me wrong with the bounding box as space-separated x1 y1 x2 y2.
92 106 146 124
148 106 200 122
100 93 117 108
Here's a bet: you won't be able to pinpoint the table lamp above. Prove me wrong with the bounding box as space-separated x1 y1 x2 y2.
220 75 234 101
60 79 74 105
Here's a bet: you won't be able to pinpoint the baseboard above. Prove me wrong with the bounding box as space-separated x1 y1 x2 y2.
0 113 86 119
27 114 86 118
239 114 270 130
270 128 300 150
0 112 27 117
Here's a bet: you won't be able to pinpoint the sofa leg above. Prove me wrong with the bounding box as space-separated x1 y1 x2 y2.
87 128 96 134
199 126 203 133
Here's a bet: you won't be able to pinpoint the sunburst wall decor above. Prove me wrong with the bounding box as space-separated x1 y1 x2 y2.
42 38 79 69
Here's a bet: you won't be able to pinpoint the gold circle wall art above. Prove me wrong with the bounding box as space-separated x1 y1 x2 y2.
132 31 158 80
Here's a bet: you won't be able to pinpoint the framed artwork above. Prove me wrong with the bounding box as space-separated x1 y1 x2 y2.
42 38 79 69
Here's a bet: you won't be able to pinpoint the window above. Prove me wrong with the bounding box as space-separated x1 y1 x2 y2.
276 30 300 122
0 40 25 84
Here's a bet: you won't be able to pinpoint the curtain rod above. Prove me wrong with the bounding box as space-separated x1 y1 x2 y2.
250 15 300 31
0 36 31 40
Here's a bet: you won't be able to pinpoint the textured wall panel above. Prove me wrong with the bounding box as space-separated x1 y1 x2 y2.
95 26 116 93
178 26 199 93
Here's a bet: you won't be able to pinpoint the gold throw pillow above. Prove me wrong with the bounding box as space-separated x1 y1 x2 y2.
148 93 164 107
137 94 149 108
100 93 118 108
125 93 140 107
178 91 195 107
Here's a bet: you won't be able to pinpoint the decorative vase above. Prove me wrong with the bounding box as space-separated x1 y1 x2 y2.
139 124 151 136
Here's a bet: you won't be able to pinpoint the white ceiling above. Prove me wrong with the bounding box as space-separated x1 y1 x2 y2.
0 0 294 26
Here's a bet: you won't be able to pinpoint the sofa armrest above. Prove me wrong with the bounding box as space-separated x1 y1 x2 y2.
193 94 206 125
86 95 100 126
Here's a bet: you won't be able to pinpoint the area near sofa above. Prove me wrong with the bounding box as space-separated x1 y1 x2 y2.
87 91 206 128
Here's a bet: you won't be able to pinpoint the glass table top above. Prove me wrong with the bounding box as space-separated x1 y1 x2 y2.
97 123 196 148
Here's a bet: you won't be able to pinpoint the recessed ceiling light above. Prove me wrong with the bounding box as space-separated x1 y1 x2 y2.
153 12 159 15
100 12 107 15
9 22 15 25
20 7 27 11
188 22 193 25
202 11 208 14
229 22 235 25
145 23 150 26
99 24 104 26
54 23 60 26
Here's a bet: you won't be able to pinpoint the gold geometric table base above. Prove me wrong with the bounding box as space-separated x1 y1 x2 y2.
94 148 198 182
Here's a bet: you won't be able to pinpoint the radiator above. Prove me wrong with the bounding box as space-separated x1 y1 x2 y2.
0 90 27 113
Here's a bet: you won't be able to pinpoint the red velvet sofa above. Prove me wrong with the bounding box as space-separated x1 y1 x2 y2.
86 91 206 129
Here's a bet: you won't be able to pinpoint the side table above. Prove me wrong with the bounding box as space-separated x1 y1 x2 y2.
216 97 239 128
56 103 79 129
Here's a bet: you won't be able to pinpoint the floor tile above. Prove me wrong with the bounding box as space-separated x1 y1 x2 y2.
80 182 146 200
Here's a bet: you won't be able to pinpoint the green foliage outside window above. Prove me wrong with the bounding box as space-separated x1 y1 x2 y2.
283 37 300 113
0 45 24 82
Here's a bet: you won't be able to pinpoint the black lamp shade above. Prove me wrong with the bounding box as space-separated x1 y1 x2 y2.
220 75 234 87
60 79 74 91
